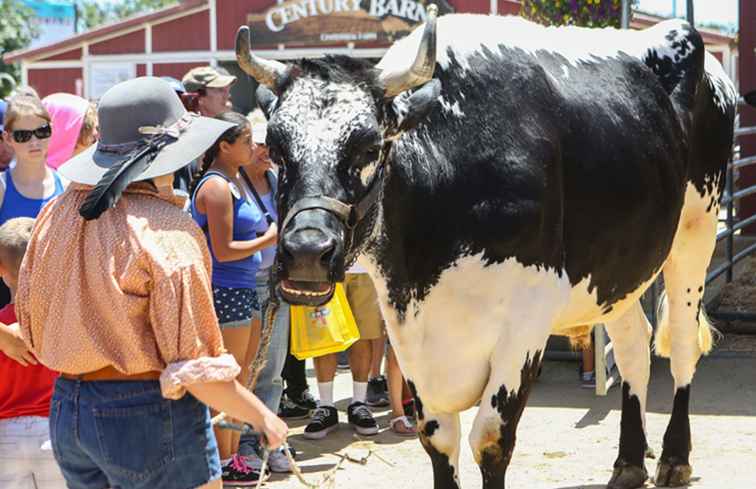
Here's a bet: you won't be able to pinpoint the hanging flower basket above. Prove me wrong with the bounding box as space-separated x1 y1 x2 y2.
520 0 636 29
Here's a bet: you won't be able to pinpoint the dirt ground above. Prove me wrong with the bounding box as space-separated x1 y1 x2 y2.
257 353 756 489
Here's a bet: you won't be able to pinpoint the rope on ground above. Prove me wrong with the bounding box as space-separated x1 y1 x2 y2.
211 415 389 488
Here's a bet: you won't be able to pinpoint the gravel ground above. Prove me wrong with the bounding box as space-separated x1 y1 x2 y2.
256 354 756 489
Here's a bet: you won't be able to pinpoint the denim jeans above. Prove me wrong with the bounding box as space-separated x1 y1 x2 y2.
49 378 221 489
240 270 290 455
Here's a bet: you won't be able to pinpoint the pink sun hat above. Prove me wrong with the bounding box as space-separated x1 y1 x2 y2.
42 93 90 169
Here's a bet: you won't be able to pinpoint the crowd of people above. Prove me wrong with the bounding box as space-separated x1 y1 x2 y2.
0 67 418 489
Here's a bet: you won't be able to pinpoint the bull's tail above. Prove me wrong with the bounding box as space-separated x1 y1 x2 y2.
653 291 715 358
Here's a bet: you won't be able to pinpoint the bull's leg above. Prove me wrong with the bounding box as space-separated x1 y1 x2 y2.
408 381 462 489
468 331 548 489
654 186 718 487
604 301 653 489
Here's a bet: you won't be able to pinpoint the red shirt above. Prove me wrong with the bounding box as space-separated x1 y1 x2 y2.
0 304 58 419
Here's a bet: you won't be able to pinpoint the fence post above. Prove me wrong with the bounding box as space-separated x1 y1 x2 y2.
726 156 735 283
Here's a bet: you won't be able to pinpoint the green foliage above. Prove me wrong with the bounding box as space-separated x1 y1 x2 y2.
77 0 178 31
0 0 40 97
521 0 639 29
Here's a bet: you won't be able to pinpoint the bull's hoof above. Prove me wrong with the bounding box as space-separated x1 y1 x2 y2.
654 460 692 487
608 464 648 489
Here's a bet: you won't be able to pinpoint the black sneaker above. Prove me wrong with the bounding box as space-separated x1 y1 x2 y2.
287 388 318 411
347 401 379 435
366 375 390 407
222 454 261 486
278 396 311 420
303 406 339 440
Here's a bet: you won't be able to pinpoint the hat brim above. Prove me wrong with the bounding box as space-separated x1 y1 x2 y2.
205 75 237 88
59 116 233 185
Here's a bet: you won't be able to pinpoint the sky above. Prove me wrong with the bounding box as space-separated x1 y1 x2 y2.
637 0 738 27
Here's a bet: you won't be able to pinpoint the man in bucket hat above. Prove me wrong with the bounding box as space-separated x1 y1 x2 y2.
182 66 236 117
16 77 287 489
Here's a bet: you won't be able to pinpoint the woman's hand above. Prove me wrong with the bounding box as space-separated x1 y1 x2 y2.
263 222 278 240
259 409 288 450
0 322 38 367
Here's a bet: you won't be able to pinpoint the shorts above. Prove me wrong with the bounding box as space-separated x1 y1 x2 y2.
0 415 66 489
344 273 386 341
213 286 259 328
50 378 221 489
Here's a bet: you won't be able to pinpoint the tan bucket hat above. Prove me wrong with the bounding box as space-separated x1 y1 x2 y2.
182 66 237 92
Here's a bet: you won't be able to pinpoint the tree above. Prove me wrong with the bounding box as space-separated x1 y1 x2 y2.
521 0 639 29
0 0 40 97
76 0 178 31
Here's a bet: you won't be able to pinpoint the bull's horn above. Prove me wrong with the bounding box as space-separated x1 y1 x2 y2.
379 4 438 98
235 26 287 89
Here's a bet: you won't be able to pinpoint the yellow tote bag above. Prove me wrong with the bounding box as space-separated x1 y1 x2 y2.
290 283 360 360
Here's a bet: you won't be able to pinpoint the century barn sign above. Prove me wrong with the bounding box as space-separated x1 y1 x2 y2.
247 0 454 46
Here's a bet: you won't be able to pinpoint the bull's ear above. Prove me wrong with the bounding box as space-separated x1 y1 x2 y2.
390 78 441 134
745 90 756 107
256 85 278 118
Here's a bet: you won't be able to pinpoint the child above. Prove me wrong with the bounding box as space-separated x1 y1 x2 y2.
0 217 64 489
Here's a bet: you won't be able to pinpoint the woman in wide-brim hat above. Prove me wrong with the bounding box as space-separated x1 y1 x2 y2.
16 77 287 489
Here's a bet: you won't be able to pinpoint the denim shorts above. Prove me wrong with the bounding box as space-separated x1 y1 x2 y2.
213 286 259 328
49 378 221 489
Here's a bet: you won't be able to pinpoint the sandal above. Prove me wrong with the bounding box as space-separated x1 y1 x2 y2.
390 415 417 436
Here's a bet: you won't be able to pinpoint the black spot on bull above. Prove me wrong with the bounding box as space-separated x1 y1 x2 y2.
423 420 440 438
480 351 542 489
661 386 692 466
407 380 424 421
616 382 648 469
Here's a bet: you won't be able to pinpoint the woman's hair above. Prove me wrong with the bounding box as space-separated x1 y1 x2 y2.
189 111 250 196
4 95 51 133
77 102 98 147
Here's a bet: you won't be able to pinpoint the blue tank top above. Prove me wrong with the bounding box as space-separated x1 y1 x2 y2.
0 170 65 225
190 171 264 288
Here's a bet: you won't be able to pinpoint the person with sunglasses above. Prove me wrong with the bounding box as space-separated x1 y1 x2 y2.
0 95 66 228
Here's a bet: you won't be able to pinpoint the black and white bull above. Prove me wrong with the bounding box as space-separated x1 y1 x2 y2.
235 9 737 489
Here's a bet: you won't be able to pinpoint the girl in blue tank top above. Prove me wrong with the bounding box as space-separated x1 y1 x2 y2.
0 95 67 309
189 112 277 472
0 95 66 226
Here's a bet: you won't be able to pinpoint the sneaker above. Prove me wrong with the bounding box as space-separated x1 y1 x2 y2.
241 452 264 471
267 447 292 473
222 454 261 486
287 388 318 411
347 401 379 436
303 406 339 439
278 396 311 420
366 375 390 407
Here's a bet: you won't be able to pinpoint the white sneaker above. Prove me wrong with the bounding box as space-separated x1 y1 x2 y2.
268 448 292 473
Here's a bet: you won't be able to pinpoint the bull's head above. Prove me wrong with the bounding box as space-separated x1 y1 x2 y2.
236 6 441 306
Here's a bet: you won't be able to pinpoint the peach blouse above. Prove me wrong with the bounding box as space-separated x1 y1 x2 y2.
17 182 240 399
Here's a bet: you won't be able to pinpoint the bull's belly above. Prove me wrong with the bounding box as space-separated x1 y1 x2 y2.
362 253 574 412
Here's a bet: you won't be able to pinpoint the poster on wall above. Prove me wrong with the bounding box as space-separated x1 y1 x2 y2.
90 63 135 99
247 0 454 47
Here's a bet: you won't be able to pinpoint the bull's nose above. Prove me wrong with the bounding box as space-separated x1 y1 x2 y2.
280 229 337 280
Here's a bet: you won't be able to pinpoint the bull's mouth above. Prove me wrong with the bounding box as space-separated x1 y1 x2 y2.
278 279 335 306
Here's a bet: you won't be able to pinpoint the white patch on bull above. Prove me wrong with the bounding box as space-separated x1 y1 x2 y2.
561 64 570 79
438 96 465 118
359 160 379 186
655 181 719 388
381 15 695 75
274 77 376 167
361 252 572 413
704 51 737 114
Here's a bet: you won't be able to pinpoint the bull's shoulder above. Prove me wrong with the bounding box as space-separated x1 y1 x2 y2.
702 50 738 117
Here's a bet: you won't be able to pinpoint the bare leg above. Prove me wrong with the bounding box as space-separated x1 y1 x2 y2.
214 323 252 459
369 337 386 379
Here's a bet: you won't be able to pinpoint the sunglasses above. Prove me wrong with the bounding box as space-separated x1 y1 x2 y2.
11 124 52 143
